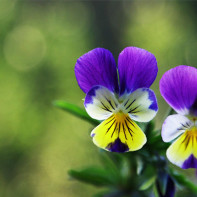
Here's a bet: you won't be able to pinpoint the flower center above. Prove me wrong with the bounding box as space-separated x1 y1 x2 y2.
186 127 197 137
114 112 127 123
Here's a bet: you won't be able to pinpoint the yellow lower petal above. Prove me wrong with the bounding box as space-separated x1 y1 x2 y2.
167 127 197 168
91 113 147 152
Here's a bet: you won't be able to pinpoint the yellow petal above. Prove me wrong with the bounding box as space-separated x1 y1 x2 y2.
167 127 197 169
91 113 147 152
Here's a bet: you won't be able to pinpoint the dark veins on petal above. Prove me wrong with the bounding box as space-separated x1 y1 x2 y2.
177 123 190 131
125 99 136 110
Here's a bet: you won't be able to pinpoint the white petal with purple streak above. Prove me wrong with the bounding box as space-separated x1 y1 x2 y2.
84 86 119 120
122 88 158 122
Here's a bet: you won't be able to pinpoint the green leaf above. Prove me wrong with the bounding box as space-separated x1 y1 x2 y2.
92 191 108 197
148 133 170 151
138 165 156 191
92 190 122 197
119 157 131 182
169 169 197 193
68 167 116 187
145 121 155 137
139 176 156 191
157 170 168 195
136 156 144 175
153 183 160 197
53 100 100 125
99 151 121 182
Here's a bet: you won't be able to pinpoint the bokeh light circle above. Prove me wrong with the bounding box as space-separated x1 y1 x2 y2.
4 26 46 71
0 0 16 20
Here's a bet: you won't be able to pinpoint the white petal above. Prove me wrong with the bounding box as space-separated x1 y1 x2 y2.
84 85 119 120
122 88 158 122
161 114 193 142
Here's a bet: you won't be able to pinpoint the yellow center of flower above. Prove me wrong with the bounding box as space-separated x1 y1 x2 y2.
166 124 197 169
114 112 127 122
186 126 197 137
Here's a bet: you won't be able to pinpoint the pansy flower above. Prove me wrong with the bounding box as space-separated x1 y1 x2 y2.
160 65 197 169
75 47 158 153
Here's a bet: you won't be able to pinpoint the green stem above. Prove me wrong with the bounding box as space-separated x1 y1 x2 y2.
156 179 163 197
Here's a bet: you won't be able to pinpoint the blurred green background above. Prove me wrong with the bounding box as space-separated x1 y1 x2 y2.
0 0 197 196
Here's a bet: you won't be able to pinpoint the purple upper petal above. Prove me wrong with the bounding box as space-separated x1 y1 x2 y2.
75 48 119 94
118 47 158 95
160 65 197 116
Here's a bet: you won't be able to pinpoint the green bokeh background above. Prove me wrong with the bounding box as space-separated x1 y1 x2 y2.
0 1 197 196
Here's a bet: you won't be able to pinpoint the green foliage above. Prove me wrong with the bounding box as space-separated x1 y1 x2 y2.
56 100 196 197
169 169 197 193
2 0 197 196
92 191 110 197
68 167 116 187
53 100 100 125
139 176 156 191
157 171 168 195
64 115 178 197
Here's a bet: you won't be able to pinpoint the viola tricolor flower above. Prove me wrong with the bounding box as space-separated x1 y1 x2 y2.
160 65 197 169
75 47 158 153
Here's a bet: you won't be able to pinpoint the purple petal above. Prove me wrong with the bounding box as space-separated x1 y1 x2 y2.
182 155 197 169
118 47 158 95
106 138 129 153
160 65 197 116
75 48 119 94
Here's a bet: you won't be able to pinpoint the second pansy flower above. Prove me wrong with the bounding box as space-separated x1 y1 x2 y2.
75 47 158 153
160 65 197 169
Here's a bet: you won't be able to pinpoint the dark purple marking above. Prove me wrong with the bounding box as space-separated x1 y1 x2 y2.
84 86 101 106
147 88 158 111
106 138 129 153
182 154 197 169
190 98 197 117
91 133 95 137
